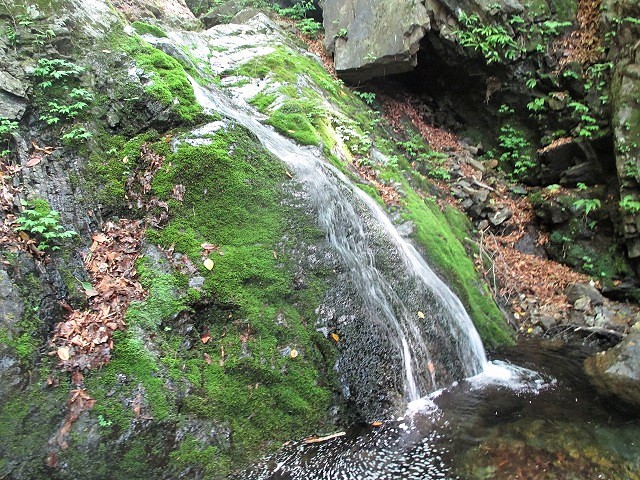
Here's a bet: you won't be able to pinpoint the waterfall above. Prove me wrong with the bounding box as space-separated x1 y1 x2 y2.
186 76 488 403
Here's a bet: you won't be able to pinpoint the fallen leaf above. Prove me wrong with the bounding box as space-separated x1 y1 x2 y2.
371 421 383 427
330 332 340 342
203 258 214 271
57 347 71 361
427 362 435 373
26 156 42 167
72 370 84 386
290 349 299 358
417 311 425 319
201 331 211 344
203 352 212 365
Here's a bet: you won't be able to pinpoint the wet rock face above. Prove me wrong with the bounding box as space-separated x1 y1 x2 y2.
585 323 640 408
320 0 430 82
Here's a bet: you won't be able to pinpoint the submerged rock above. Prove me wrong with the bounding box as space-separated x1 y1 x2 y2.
585 323 640 408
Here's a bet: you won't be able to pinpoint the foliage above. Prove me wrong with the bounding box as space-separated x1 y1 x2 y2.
620 195 640 214
32 58 94 141
14 199 77 252
496 125 534 180
573 198 601 216
32 58 85 88
354 91 376 105
0 117 19 157
274 1 315 20
296 18 322 38
454 12 522 64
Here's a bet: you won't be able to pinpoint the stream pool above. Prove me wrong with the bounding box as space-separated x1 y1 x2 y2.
238 340 640 479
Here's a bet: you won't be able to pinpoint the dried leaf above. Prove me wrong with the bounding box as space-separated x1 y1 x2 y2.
57 347 71 361
330 332 340 342
203 258 214 271
427 362 435 373
290 349 299 358
201 331 211 344
203 352 212 365
26 156 42 167
371 421 383 427
417 311 425 319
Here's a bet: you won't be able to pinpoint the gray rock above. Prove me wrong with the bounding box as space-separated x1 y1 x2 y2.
488 208 513 227
0 70 27 98
188 276 205 289
585 323 640 407
321 0 430 82
467 158 486 173
573 296 592 312
565 282 605 306
396 221 415 237
510 185 528 196
0 268 24 330
560 161 603 186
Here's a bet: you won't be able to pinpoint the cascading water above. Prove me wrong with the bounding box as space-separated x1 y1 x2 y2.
186 75 488 404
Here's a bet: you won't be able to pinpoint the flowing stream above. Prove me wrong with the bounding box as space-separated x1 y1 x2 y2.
188 76 487 401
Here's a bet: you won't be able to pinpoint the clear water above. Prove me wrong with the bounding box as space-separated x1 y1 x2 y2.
237 340 640 480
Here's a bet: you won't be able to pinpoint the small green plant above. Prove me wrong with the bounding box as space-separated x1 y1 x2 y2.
32 58 85 88
498 104 515 115
539 20 572 36
0 117 19 156
497 125 534 180
354 91 376 105
32 59 93 141
97 414 113 427
525 78 537 89
274 1 315 20
568 101 599 138
620 195 640 214
363 52 377 62
454 12 522 64
61 126 93 143
14 199 77 252
527 97 545 112
582 255 594 272
336 28 348 38
573 198 601 216
576 182 588 191
297 18 322 38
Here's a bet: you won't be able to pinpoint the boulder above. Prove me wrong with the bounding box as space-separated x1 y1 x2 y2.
320 0 430 82
585 323 640 408
565 282 606 306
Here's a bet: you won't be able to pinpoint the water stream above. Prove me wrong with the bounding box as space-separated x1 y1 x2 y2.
189 77 487 402
236 341 640 479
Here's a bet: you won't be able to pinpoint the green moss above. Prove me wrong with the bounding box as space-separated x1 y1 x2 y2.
267 108 320 146
0 374 68 478
0 272 46 362
131 21 168 38
168 437 231 477
82 124 337 477
85 130 160 214
120 35 203 124
248 92 277 112
85 329 175 429
404 191 513 347
126 258 189 330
